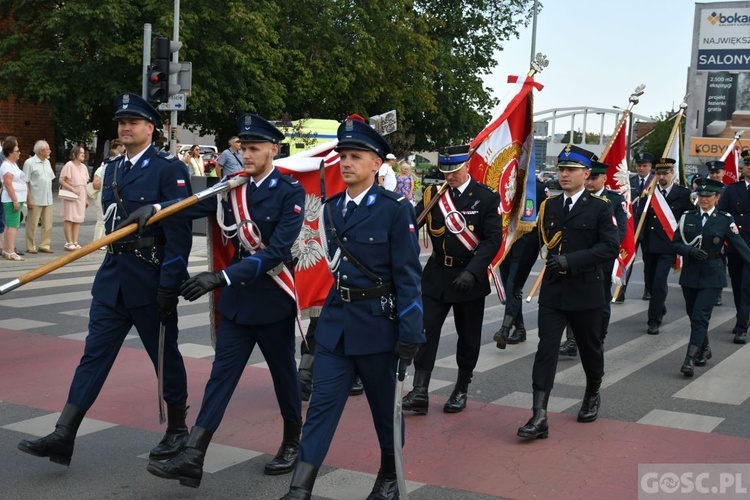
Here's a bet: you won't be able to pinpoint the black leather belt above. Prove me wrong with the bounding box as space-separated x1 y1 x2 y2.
431 251 471 268
336 282 394 302
108 236 165 254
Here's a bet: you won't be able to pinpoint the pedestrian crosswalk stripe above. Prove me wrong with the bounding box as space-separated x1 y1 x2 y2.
673 343 750 405
3 412 117 437
491 391 580 412
636 409 724 433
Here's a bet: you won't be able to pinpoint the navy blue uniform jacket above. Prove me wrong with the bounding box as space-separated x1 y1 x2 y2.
317 185 425 356
641 185 693 254
167 168 305 325
96 146 193 308
717 180 750 254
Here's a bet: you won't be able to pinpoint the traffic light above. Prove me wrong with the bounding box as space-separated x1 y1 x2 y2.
147 36 183 105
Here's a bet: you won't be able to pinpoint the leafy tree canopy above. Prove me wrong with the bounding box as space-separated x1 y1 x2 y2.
0 0 534 161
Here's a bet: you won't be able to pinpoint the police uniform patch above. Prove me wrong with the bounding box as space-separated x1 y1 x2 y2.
366 194 377 206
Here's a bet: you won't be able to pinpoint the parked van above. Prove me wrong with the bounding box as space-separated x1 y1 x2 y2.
276 118 339 158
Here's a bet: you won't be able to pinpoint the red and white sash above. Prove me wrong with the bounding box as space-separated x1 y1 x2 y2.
438 190 480 252
231 183 297 301
651 188 682 270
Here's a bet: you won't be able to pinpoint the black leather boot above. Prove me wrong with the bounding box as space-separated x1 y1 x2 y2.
18 404 85 466
577 378 602 423
493 315 514 349
680 344 700 377
402 370 430 415
559 338 578 357
694 339 712 367
517 390 550 439
507 315 527 344
350 375 364 396
298 354 314 402
366 451 398 500
443 370 472 413
146 426 212 488
280 461 319 500
264 419 302 475
149 404 189 460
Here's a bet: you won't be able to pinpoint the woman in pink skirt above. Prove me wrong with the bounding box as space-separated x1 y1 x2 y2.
59 146 89 250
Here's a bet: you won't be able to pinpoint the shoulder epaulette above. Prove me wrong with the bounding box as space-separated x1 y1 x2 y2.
324 191 345 205
380 189 404 203
591 193 611 203
280 175 300 186
475 182 495 193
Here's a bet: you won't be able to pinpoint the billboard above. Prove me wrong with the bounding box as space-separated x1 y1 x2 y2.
685 2 750 162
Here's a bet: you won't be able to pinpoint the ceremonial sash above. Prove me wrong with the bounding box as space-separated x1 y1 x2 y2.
651 189 682 270
230 183 297 301
437 191 480 252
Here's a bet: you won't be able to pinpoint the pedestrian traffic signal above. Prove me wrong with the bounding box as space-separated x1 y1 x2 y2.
147 36 183 105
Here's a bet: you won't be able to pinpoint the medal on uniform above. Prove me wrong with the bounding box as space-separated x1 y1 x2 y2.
713 236 721 245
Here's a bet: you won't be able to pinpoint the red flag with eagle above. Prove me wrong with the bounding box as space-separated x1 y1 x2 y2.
468 74 543 269
721 139 742 185
206 140 345 344
603 126 635 285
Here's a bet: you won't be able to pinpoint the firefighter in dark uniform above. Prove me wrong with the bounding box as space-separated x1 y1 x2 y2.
718 152 750 344
706 160 728 307
517 145 619 440
673 177 750 376
559 160 628 356
130 114 305 487
18 92 193 466
641 158 693 335
616 152 655 302
281 118 424 500
401 145 502 415
494 178 548 347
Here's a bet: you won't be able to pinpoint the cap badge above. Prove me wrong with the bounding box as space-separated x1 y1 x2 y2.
345 119 354 132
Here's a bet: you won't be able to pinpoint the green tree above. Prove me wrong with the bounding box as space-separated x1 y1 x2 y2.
0 0 534 161
641 112 681 161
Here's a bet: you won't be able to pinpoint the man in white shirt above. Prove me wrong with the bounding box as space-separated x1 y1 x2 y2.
23 140 55 253
377 153 397 191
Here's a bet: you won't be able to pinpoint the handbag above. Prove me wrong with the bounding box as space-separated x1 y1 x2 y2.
58 188 79 201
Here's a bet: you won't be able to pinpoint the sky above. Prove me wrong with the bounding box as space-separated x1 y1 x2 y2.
484 0 710 124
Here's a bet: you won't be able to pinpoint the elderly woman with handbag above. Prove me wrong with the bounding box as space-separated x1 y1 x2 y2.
59 146 89 251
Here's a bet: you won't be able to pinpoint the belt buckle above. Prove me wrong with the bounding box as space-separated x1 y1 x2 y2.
444 255 453 267
339 286 351 302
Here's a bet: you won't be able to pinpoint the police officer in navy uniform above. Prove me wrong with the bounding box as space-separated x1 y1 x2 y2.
517 145 619 440
718 152 750 344
401 146 501 415
673 178 750 376
494 178 548 347
616 152 655 302
707 160 726 183
641 158 693 335
125 114 306 487
18 92 194 466
281 118 424 500
558 160 628 356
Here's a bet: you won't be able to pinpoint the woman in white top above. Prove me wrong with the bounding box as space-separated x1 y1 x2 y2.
1 137 28 261
188 144 204 176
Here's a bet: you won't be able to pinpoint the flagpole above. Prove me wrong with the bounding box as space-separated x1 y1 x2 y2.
631 96 688 238
719 130 744 162
416 53 549 226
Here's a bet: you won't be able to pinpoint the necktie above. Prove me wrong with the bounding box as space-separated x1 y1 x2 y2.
123 160 133 176
249 182 257 195
702 212 709 226
344 200 357 222
563 197 572 216
661 189 667 198
639 178 645 192
451 188 460 199
746 183 750 192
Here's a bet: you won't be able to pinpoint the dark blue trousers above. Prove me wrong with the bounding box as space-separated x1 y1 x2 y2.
68 296 187 410
727 253 750 332
195 316 301 433
299 341 399 467
644 252 674 326
682 286 721 348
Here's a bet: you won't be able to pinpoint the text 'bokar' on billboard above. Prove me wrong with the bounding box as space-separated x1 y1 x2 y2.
698 9 750 71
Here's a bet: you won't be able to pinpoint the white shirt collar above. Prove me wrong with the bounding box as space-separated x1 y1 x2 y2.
345 184 375 206
252 167 275 188
564 187 586 208
454 177 471 195
125 144 149 166
701 207 715 218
